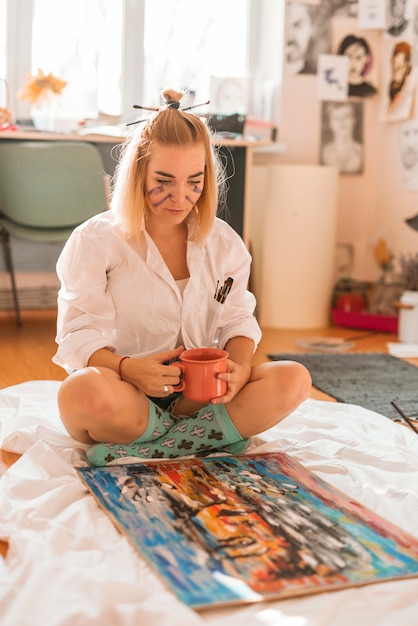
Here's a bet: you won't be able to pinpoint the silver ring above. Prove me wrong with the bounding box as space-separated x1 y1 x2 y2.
163 385 169 394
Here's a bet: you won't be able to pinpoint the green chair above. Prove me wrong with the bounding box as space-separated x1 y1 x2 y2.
0 140 108 325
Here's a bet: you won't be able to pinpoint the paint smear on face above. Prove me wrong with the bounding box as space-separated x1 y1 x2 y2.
148 183 203 208
185 185 203 205
148 185 172 208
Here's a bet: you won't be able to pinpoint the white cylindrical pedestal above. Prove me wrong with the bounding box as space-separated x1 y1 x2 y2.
259 164 338 328
398 290 418 343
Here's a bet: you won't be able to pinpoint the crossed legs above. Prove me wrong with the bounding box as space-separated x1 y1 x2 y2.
58 360 311 447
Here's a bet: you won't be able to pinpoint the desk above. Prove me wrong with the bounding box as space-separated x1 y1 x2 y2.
0 129 271 246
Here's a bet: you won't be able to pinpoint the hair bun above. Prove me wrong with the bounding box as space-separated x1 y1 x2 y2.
165 100 180 109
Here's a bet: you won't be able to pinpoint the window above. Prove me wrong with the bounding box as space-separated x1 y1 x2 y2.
143 0 248 108
0 0 6 109
31 0 123 118
1 0 283 129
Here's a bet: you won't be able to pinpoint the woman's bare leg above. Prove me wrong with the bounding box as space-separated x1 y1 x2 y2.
226 361 311 438
57 366 150 444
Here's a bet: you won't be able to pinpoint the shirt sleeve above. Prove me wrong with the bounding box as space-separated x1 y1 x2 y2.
209 222 262 352
53 224 119 370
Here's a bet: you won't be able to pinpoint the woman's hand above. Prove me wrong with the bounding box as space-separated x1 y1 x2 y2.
210 336 254 404
121 346 183 397
211 358 252 405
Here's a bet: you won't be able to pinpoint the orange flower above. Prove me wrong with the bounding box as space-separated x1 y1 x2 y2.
374 238 393 271
17 69 67 104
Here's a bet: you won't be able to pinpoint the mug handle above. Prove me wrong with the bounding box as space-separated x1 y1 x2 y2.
172 362 186 392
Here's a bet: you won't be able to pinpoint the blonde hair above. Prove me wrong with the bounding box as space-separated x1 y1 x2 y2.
111 88 224 242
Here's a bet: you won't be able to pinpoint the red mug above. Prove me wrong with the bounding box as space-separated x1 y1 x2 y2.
174 348 229 402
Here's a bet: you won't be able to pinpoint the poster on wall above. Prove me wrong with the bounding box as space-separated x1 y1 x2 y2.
385 0 411 38
321 0 358 19
320 100 364 174
380 38 417 122
78 453 418 610
358 0 388 29
285 2 331 74
208 76 247 115
412 1 418 67
398 118 418 188
332 19 379 97
317 54 349 100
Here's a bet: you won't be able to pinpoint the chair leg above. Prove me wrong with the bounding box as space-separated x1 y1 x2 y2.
0 226 22 326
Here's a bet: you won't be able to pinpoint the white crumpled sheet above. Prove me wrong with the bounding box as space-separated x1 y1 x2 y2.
0 380 418 626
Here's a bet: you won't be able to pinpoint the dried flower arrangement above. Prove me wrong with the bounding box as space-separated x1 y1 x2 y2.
399 253 418 291
17 69 67 104
373 238 394 282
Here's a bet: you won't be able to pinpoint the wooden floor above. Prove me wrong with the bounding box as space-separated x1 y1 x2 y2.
0 308 416 558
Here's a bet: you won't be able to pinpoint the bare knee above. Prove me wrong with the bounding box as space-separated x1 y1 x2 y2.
227 360 311 438
58 367 150 444
268 360 312 414
285 361 312 408
58 367 120 443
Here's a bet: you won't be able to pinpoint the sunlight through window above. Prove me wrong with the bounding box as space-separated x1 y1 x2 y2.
0 0 6 84
31 0 123 119
28 0 248 121
143 0 248 107
4 0 282 127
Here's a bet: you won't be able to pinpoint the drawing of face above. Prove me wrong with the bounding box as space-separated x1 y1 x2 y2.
286 3 314 64
344 42 369 82
400 122 418 170
345 0 358 17
392 51 410 88
215 80 245 114
328 104 355 139
390 0 406 20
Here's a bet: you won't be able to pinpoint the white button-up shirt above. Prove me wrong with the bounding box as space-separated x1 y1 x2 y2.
53 211 261 371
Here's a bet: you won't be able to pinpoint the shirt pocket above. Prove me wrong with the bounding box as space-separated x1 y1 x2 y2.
205 295 225 346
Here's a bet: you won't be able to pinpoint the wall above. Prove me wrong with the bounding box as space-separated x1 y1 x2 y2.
253 1 418 283
265 71 382 281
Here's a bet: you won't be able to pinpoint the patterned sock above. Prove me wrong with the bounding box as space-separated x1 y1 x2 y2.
86 399 250 466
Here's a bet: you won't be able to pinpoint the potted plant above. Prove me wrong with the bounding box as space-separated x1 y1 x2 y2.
17 69 67 131
368 238 403 319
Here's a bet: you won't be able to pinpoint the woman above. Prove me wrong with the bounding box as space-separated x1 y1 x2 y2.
53 88 311 466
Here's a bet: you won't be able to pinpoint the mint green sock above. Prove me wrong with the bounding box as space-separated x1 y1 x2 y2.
86 400 249 466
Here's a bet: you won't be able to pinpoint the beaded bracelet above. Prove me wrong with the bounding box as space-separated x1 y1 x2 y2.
118 355 130 380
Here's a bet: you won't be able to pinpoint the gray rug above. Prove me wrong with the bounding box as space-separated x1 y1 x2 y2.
268 352 418 422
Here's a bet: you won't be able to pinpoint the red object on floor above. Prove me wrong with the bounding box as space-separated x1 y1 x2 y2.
335 293 367 312
331 309 398 333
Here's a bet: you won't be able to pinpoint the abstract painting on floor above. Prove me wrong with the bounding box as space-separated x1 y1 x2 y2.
78 453 418 609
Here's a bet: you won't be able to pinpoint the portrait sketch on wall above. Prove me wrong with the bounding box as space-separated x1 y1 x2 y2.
321 0 358 19
358 0 388 29
381 39 417 123
320 100 364 174
285 2 331 75
209 76 247 115
336 33 378 97
398 119 418 189
412 1 418 67
386 0 410 38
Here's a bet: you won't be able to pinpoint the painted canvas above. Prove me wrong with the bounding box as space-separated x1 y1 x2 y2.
78 453 418 610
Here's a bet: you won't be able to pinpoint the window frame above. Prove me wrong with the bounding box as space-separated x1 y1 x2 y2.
4 0 283 129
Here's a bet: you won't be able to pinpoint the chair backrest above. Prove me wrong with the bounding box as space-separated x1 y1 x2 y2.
0 140 107 228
